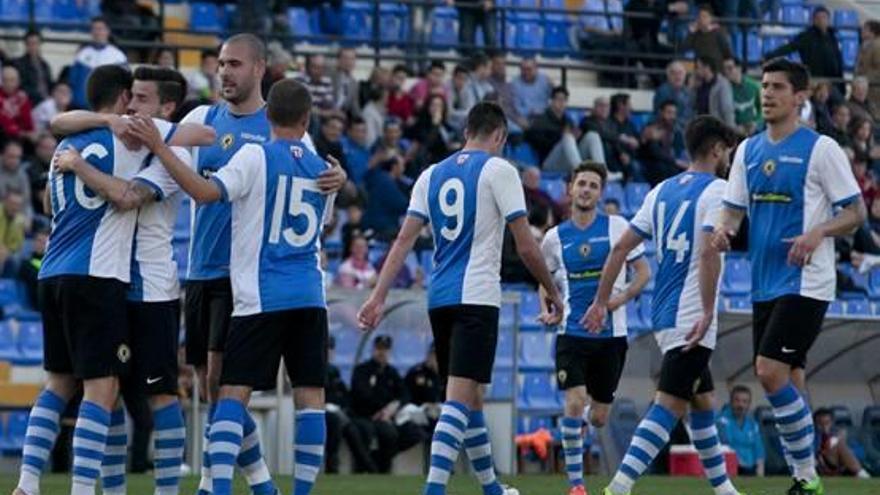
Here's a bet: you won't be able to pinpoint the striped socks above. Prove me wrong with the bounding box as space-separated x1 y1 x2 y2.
17 389 66 495
208 399 246 495
464 411 502 495
197 403 217 495
560 416 584 488
608 403 677 495
240 411 277 495
293 409 326 495
768 382 817 482
71 401 111 495
153 401 186 495
689 410 737 495
101 406 128 495
424 401 470 495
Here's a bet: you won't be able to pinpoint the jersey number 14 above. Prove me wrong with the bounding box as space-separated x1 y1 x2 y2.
656 200 691 264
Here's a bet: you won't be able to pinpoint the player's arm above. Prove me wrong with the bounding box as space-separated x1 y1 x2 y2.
508 216 563 325
42 188 51 217
684 230 723 350
127 116 222 203
53 148 156 211
537 229 560 316
583 228 642 332
607 256 651 312
357 215 423 329
50 110 215 147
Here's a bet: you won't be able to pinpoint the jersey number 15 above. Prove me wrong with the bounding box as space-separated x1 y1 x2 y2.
268 175 322 248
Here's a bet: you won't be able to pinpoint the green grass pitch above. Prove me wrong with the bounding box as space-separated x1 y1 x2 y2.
1 474 878 494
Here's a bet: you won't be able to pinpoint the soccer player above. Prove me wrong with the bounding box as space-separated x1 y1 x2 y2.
125 78 333 495
50 66 197 495
357 101 564 495
178 33 341 495
540 161 651 495
584 116 745 495
13 65 210 495
710 58 865 495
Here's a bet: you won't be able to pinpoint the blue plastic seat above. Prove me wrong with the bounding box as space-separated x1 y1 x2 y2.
190 2 223 32
839 33 859 70
0 322 18 362
488 368 514 400
827 299 845 317
287 7 313 37
745 31 762 63
833 9 859 29
508 141 540 166
519 332 554 371
624 182 650 215
431 7 459 47
721 255 751 296
543 19 572 56
5 412 27 452
514 19 543 53
781 5 809 26
0 0 29 22
519 292 542 330
519 372 561 410
495 326 514 367
17 321 42 364
845 298 871 316
341 1 372 45
540 177 566 202
379 4 408 45
603 181 625 209
0 279 20 306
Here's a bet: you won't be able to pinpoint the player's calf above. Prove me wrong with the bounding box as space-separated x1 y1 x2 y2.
293 387 326 495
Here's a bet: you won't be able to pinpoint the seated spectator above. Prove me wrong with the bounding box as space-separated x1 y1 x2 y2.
607 93 642 179
187 49 219 102
349 336 424 473
0 140 33 225
624 0 678 83
521 166 565 223
487 50 519 132
814 408 872 478
296 54 339 122
810 81 835 134
511 57 552 129
849 150 877 207
640 100 687 186
0 188 26 276
406 94 461 177
359 66 391 110
827 103 853 148
388 65 416 125
453 0 497 56
604 198 621 216
335 234 376 289
13 30 52 105
153 48 177 69
404 344 441 407
653 60 693 131
31 82 72 134
447 64 471 129
409 60 448 111
23 132 55 216
341 203 365 250
342 117 372 186
0 66 35 141
363 137 410 240
333 47 361 118
723 57 762 136
463 53 495 111
324 335 350 474
524 86 604 173
581 97 624 180
679 5 733 72
849 116 880 169
857 20 880 116
693 56 735 127
848 77 878 124
717 385 765 477
314 115 348 170
18 221 47 309
362 86 388 148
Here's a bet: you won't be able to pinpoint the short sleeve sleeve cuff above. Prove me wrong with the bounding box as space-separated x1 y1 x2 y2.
406 209 428 222
505 209 527 223
132 177 164 201
210 176 230 202
832 192 861 208
722 199 747 211
629 224 652 240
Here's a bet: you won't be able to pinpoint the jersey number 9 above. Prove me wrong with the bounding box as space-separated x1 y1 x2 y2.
269 175 322 248
439 178 465 241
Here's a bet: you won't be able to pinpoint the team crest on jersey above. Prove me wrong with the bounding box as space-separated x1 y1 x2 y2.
762 159 776 176
117 344 131 363
678 174 694 185
579 243 591 258
557 370 567 385
291 145 303 158
220 133 235 150
457 154 469 164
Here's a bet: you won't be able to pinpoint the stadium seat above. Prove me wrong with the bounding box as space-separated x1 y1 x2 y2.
745 31 762 63
518 291 543 331
603 181 625 209
542 18 572 56
430 7 458 47
0 279 20 306
496 326 514 368
393 330 428 369
379 4 407 45
0 322 18 362
517 415 530 434
868 269 880 299
487 368 514 400
519 332 554 371
833 9 859 29
539 177 566 202
5 412 26 452
287 7 314 37
721 255 751 296
508 141 539 167
827 299 844 317
845 298 871 317
781 5 809 26
17 321 42 365
499 302 516 328
0 0 29 22
839 33 859 71
189 2 223 32
331 326 360 365
341 2 373 45
623 182 650 215
519 372 561 410
514 19 543 54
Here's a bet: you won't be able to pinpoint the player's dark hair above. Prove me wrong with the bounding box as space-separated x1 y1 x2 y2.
266 78 312 128
90 15 108 26
224 33 267 62
24 29 40 40
813 407 832 419
570 161 607 188
392 64 409 76
762 58 810 92
685 115 740 159
730 385 751 398
349 115 366 126
552 86 569 99
428 60 446 72
464 101 507 139
2 138 22 152
610 93 629 115
201 48 218 61
86 64 132 111
453 64 469 76
469 52 490 70
658 99 677 111
134 66 187 108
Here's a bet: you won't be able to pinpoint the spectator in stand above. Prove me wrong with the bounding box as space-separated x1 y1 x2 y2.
604 198 621 216
404 344 442 407
335 234 377 289
640 99 687 185
717 386 765 477
68 16 128 109
856 21 880 115
653 60 693 131
297 53 339 121
693 56 735 127
451 0 497 55
763 6 844 95
0 66 35 141
363 135 410 240
341 203 366 251
828 103 853 148
324 335 350 474
849 116 880 169
577 0 625 85
463 53 495 112
524 86 604 173
0 140 32 226
261 42 294 97
848 148 877 207
406 94 461 176
314 115 348 172
607 93 641 179
679 4 733 72
153 48 176 69
369 117 412 171
333 47 361 118
409 60 448 111
447 64 472 129
342 117 372 186
521 166 565 223
581 97 624 180
18 222 47 309
362 86 388 148
814 408 872 478
723 57 762 136
13 30 52 105
624 0 678 82
511 57 552 129
810 80 835 134
847 77 878 123
187 49 219 102
388 65 416 125
0 188 26 275
22 132 55 216
488 50 518 131
359 66 390 109
31 81 71 134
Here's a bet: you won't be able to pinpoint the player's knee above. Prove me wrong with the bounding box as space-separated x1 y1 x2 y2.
564 391 587 418
149 394 178 410
82 376 120 410
46 373 79 401
754 358 788 391
293 387 325 410
590 406 610 428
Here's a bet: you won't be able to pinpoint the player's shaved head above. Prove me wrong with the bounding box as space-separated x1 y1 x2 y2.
218 34 266 106
86 64 132 112
222 33 267 62
267 78 311 128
